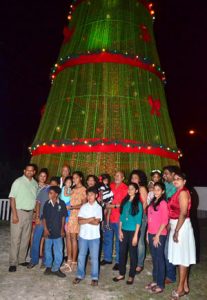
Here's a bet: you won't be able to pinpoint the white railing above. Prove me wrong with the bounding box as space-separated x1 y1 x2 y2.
0 199 11 221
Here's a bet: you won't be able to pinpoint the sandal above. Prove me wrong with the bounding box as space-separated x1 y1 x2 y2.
126 277 134 285
113 276 125 282
136 266 143 274
171 290 186 299
71 262 77 272
73 277 82 285
150 286 163 294
145 282 157 290
61 260 72 272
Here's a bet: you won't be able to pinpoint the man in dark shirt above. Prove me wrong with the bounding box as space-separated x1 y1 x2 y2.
43 186 67 277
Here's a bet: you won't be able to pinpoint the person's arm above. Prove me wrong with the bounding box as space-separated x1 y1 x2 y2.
64 187 70 197
10 197 19 224
61 216 65 237
42 218 50 238
140 186 148 211
153 202 169 247
119 221 124 241
35 201 41 225
88 218 101 225
132 202 143 246
78 217 96 224
173 191 189 243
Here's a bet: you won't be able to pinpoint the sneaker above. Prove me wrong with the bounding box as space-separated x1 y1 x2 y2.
112 263 119 271
19 262 29 267
44 267 52 275
8 266 16 272
52 270 66 278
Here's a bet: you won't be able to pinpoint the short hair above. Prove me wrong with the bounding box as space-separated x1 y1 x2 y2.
86 186 99 195
115 171 125 178
24 163 36 170
49 186 61 194
163 165 181 174
62 164 70 171
174 170 187 180
49 176 60 185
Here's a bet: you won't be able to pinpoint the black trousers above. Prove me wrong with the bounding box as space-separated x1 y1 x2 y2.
119 230 137 278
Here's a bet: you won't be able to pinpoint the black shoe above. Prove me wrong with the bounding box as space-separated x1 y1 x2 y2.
100 260 112 266
112 263 119 271
27 262 36 269
9 266 16 272
44 267 52 275
19 262 29 267
52 270 66 278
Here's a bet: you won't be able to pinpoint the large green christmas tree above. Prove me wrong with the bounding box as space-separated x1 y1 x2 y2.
31 0 180 176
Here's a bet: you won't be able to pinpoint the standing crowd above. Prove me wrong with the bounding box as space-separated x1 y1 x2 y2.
8 163 196 299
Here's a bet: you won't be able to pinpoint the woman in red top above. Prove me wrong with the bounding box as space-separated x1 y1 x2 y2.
168 171 196 300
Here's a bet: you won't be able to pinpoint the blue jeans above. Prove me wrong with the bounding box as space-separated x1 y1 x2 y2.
77 237 100 280
44 237 63 272
137 213 147 267
164 233 176 282
149 233 167 289
30 224 44 265
103 222 119 263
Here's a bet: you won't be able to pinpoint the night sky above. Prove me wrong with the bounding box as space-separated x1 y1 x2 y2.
1 0 206 186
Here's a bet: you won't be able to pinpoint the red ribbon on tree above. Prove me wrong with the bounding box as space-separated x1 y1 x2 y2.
148 96 161 116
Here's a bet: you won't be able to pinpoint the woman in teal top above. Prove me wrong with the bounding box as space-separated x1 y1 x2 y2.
113 183 143 285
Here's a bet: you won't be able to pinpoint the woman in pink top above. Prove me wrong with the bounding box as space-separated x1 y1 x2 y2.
145 182 169 294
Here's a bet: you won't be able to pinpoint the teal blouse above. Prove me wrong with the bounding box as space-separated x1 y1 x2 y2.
120 201 143 231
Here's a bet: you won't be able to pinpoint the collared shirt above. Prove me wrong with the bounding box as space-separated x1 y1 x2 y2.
9 175 38 210
120 201 143 231
165 182 177 200
43 198 67 239
78 201 102 240
110 182 128 223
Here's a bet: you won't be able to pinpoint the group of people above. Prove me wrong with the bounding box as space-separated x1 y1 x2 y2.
8 163 196 299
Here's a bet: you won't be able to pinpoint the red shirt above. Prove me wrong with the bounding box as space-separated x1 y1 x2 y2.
110 182 128 223
168 187 191 219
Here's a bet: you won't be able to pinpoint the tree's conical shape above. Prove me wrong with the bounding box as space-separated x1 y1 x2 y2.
31 0 180 176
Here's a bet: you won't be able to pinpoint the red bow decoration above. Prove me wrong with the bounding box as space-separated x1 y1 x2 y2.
148 96 161 117
63 26 75 44
140 24 151 42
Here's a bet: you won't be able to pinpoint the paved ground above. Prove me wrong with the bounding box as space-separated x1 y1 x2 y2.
0 220 207 300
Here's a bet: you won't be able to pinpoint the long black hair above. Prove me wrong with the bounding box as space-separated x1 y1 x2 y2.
150 182 166 211
120 182 140 216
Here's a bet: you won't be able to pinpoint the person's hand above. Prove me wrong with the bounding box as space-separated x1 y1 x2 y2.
153 235 161 248
12 214 19 224
119 230 124 242
35 217 41 225
61 229 65 237
146 234 149 244
44 228 50 238
132 235 138 246
173 231 179 243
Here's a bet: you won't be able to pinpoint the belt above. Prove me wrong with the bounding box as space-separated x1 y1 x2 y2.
20 209 33 212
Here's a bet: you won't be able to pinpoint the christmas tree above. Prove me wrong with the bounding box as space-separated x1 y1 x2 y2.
31 0 180 176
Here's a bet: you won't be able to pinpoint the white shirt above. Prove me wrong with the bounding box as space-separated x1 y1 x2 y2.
78 201 102 240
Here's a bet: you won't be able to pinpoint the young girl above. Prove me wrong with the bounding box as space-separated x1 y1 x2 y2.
113 183 143 285
145 182 169 294
60 176 73 272
147 169 162 204
98 174 114 230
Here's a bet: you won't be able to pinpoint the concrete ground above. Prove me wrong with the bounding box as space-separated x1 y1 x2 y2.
0 220 206 300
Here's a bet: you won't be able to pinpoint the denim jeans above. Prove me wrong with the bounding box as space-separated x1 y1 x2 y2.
103 222 119 263
44 237 63 272
137 213 147 267
77 237 100 280
30 224 44 265
164 233 176 282
148 233 167 289
119 230 137 278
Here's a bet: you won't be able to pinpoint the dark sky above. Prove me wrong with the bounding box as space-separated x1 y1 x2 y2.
1 0 206 186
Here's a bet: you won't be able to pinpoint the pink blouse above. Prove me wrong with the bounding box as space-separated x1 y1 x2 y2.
148 200 169 235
